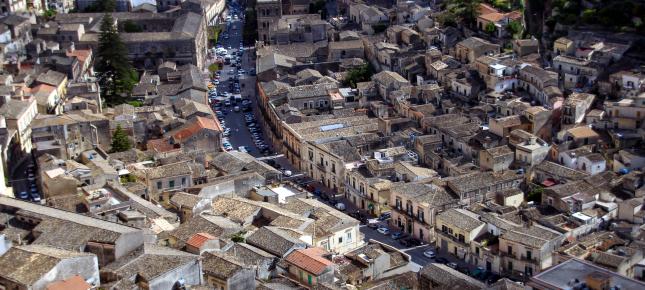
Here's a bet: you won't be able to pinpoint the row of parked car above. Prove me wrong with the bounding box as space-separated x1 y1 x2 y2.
244 112 270 153
18 163 41 202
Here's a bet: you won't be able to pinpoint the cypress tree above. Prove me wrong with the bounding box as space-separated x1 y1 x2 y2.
95 11 137 105
110 125 132 153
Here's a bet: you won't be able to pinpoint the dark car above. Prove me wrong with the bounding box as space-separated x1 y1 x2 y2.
367 222 380 229
457 266 470 274
402 238 421 247
391 232 406 240
486 274 501 284
434 257 449 264
399 238 411 247
378 212 391 221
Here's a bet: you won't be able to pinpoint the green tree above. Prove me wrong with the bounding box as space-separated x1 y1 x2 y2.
43 9 57 20
231 231 246 243
343 64 373 88
110 125 132 153
484 22 496 34
506 20 523 37
445 0 482 28
96 13 138 105
527 186 543 203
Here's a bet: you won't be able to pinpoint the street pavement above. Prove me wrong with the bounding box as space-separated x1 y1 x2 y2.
213 1 473 273
210 11 270 158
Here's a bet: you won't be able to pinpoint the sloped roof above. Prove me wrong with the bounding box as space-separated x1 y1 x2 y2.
186 232 217 249
285 247 333 275
171 116 222 142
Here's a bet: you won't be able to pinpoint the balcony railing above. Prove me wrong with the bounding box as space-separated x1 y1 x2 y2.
520 255 539 264
436 230 468 247
500 251 516 259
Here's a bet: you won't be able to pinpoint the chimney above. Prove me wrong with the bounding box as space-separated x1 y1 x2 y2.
528 137 536 145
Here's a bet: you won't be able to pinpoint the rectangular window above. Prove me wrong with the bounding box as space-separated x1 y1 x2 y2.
526 250 532 260
169 180 175 188
507 246 512 255
338 236 343 244
181 177 186 186
157 181 162 189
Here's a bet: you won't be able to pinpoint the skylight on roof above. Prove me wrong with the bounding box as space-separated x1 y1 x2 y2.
320 123 344 132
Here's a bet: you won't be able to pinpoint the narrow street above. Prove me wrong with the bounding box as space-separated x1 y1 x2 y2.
210 1 477 274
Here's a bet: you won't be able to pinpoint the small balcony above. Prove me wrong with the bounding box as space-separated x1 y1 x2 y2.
500 251 516 259
436 230 469 247
519 255 539 264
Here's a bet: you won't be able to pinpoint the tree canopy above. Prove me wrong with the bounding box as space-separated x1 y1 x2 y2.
443 0 482 28
343 64 373 88
95 13 138 105
110 125 132 153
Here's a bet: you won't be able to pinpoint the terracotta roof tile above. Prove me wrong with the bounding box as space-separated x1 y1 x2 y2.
480 12 507 22
147 138 179 153
285 247 333 275
186 232 216 249
172 116 222 142
46 275 91 290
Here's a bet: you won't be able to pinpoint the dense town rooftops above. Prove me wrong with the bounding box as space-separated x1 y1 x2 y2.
420 263 486 289
535 161 591 180
502 224 562 248
446 170 522 194
529 258 645 289
0 196 139 235
103 244 197 282
202 252 246 280
285 248 333 275
0 245 95 287
392 182 457 208
437 209 484 232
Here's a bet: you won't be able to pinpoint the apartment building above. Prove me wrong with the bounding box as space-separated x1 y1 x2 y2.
435 209 486 261
498 225 564 277
390 182 458 243
603 94 645 130
256 0 283 43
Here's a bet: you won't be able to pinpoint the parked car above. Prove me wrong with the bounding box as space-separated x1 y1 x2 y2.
376 227 390 235
378 212 391 221
423 250 436 258
447 262 458 269
367 219 380 229
400 237 421 247
335 202 346 211
30 192 41 202
391 232 406 240
435 257 449 264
